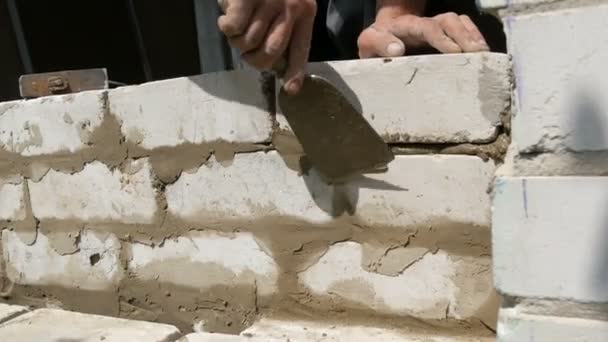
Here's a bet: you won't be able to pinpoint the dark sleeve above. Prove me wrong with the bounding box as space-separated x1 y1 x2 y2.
324 0 376 60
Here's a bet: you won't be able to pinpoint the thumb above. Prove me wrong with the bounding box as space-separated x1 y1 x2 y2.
357 26 405 59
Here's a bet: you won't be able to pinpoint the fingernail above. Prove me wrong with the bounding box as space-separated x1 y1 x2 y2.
386 42 404 57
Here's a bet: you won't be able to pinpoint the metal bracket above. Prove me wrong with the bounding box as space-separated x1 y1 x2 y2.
19 68 109 98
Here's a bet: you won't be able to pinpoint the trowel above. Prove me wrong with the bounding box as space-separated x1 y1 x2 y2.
217 1 394 182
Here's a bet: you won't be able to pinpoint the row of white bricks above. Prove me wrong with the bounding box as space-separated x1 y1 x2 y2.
0 52 509 157
479 0 608 341
493 176 608 341
1 155 495 320
0 304 494 341
0 154 493 226
0 52 509 330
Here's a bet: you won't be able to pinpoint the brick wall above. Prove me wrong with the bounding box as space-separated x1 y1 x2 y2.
478 0 608 340
0 53 510 339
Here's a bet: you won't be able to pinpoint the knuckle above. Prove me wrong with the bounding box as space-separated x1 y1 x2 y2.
436 12 458 23
221 20 247 36
459 14 471 21
284 0 316 15
445 12 459 20
265 39 285 57
302 0 317 15
422 18 440 31
285 0 301 12
247 34 264 50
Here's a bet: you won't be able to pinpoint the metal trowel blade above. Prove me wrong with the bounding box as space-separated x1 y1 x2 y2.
278 75 394 182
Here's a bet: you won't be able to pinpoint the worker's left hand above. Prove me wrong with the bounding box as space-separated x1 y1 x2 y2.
357 12 490 58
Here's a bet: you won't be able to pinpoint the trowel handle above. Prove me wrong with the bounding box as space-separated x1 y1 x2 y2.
217 0 288 78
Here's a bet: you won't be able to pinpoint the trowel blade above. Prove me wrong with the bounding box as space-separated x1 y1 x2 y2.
278 75 394 182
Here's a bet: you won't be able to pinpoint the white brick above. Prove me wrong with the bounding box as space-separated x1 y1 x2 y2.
497 308 608 342
477 0 558 9
299 242 487 319
493 177 608 302
477 0 509 8
0 178 25 221
0 304 28 324
506 5 608 152
277 53 510 143
29 159 156 223
0 308 181 342
242 317 495 341
129 231 278 297
109 71 272 150
180 332 276 342
167 152 494 228
0 91 106 156
2 230 123 291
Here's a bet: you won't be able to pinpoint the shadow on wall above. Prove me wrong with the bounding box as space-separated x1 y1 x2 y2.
300 160 408 217
572 88 608 300
191 62 407 218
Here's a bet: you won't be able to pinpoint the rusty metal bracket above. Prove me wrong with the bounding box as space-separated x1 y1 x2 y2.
19 68 109 98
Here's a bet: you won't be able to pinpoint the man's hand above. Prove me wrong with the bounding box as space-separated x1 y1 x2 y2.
217 0 317 94
358 12 490 58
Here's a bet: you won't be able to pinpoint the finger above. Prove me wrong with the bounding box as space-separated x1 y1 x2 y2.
418 17 462 53
436 13 478 52
357 25 405 59
459 15 489 51
243 11 295 70
436 13 486 52
218 0 257 37
229 6 278 53
283 3 316 94
389 15 460 53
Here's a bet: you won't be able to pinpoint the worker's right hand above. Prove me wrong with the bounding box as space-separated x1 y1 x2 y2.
217 0 317 95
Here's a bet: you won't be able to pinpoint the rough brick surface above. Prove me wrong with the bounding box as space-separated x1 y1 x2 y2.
29 159 157 223
241 317 495 341
128 231 279 298
167 152 494 227
493 177 608 302
0 177 25 221
300 242 493 319
0 308 181 342
497 308 608 342
3 230 123 291
179 333 276 341
277 53 510 143
0 91 106 156
0 51 508 337
506 4 608 153
0 304 28 324
109 71 272 150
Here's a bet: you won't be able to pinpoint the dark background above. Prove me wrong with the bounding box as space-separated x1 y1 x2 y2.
0 0 505 102
0 0 202 101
